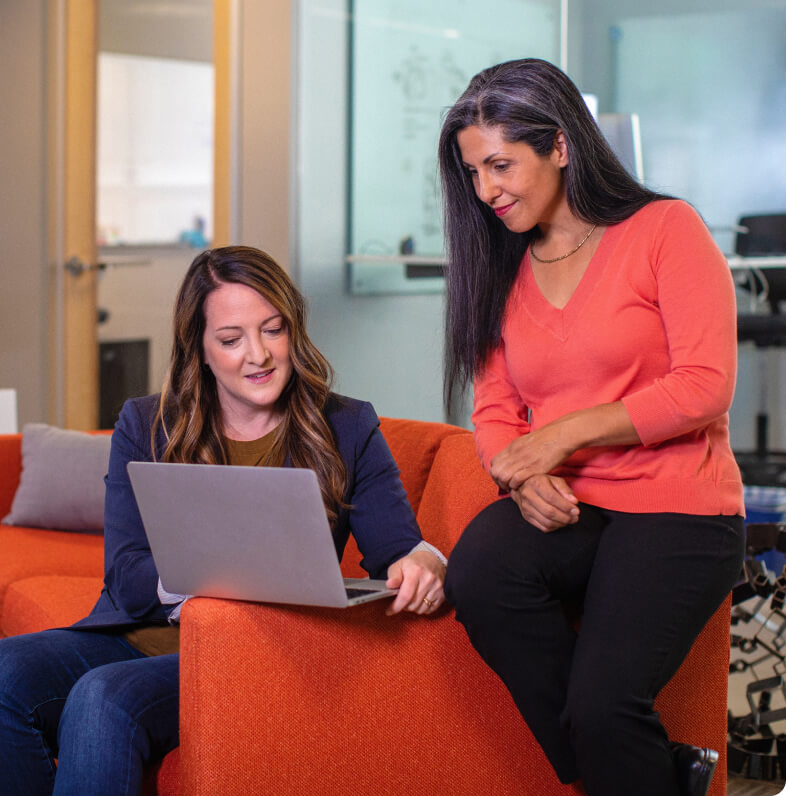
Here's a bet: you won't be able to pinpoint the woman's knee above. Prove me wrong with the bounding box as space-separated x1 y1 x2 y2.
61 666 117 729
445 520 485 604
445 501 514 606
59 656 179 752
57 663 147 771
446 498 554 616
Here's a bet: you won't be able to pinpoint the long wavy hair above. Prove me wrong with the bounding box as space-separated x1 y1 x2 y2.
438 58 668 406
152 246 348 526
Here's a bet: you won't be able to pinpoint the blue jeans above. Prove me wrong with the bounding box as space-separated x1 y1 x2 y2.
0 628 179 795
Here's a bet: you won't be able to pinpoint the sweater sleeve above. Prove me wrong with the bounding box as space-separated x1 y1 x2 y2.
471 339 531 471
621 201 738 446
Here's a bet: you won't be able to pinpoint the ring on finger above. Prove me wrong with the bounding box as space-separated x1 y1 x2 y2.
422 596 435 607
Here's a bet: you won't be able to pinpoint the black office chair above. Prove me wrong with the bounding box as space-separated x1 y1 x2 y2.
734 213 786 486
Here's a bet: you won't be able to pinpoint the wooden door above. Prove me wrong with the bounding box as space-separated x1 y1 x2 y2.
48 0 99 430
213 0 234 247
48 0 232 429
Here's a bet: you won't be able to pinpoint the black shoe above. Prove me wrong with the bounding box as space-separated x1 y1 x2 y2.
670 742 719 796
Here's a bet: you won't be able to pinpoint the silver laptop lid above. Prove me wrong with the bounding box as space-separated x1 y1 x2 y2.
128 461 357 607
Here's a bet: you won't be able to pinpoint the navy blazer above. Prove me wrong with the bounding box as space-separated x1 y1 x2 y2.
74 393 423 630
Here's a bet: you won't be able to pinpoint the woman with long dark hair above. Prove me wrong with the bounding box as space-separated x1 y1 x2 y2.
0 246 446 794
439 59 743 796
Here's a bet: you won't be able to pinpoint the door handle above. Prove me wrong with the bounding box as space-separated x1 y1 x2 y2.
64 256 106 276
64 255 151 276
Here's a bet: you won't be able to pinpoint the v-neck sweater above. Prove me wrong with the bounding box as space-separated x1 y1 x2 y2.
472 199 744 516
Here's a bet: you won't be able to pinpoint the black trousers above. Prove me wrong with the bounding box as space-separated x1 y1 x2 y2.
444 499 744 796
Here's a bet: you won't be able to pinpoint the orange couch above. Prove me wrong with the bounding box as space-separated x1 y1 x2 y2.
0 421 731 795
0 434 105 636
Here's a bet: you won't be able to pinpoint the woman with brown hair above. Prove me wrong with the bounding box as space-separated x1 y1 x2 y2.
0 246 445 794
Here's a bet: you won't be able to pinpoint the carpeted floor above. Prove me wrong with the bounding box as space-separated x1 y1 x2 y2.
727 594 786 795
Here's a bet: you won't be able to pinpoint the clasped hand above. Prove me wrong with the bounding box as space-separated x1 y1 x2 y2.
490 425 579 533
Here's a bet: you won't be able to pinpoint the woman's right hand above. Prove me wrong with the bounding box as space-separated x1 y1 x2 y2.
511 473 580 532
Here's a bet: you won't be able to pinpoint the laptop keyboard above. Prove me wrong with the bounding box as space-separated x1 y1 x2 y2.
345 587 380 600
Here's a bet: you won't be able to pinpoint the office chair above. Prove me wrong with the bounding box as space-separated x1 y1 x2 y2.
734 213 786 486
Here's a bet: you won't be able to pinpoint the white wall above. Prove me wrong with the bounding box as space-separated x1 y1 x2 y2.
97 249 195 392
0 1 50 427
235 0 295 271
234 0 448 422
295 0 447 422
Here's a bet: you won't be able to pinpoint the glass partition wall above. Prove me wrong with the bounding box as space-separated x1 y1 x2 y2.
347 0 560 294
296 0 561 423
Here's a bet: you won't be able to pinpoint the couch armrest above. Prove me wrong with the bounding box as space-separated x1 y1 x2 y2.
178 422 731 796
179 597 580 796
179 596 730 796
654 594 731 796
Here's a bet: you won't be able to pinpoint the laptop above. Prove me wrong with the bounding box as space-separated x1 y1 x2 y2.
126 461 398 608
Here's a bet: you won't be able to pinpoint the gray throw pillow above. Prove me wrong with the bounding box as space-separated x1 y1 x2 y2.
1 423 111 533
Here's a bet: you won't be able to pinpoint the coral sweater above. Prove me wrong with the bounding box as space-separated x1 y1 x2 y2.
472 199 744 516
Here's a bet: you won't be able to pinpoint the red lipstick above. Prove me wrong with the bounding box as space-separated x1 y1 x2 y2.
494 202 515 217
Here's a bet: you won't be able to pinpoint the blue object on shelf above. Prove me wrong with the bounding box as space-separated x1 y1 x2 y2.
745 485 786 574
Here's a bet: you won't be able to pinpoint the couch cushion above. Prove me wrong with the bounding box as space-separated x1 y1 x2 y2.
2 424 111 533
142 748 180 796
1 575 103 637
0 526 103 619
416 432 499 556
377 417 465 515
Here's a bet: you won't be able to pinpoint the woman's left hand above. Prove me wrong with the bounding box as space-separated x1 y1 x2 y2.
490 423 572 492
491 403 641 492
385 551 446 616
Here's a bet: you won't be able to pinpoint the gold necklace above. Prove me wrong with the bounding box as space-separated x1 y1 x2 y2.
530 224 597 264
